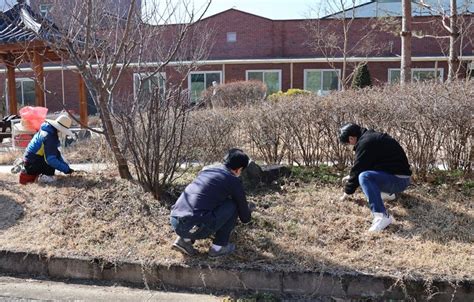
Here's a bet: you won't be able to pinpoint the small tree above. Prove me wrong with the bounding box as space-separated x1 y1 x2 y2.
351 63 372 89
305 0 388 90
29 0 212 183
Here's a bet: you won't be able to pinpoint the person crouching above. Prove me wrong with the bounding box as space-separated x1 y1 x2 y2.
21 114 74 184
170 148 253 258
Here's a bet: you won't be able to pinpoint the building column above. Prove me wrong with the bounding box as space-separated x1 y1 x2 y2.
78 74 88 127
222 63 226 84
6 62 18 114
290 62 294 89
32 51 45 107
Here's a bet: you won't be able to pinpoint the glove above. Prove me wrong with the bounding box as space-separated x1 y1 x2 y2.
339 193 350 202
341 175 350 185
65 168 74 175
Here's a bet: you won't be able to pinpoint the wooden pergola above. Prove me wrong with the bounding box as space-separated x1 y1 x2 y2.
0 1 88 126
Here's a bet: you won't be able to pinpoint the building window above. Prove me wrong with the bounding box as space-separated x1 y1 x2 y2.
246 70 281 95
227 32 237 43
133 73 166 99
388 68 444 84
5 78 36 110
469 62 474 79
304 69 340 95
39 4 53 18
188 71 222 103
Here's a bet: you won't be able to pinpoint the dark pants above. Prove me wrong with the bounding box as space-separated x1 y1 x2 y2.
24 159 55 176
170 199 237 246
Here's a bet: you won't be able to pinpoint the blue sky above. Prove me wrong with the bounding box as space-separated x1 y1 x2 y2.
143 0 369 21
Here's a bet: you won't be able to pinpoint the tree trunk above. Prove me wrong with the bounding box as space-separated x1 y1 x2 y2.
448 0 460 81
401 0 412 85
97 91 132 179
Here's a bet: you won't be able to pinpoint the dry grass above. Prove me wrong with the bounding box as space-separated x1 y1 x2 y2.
0 136 113 165
0 171 472 282
62 136 113 164
0 149 23 165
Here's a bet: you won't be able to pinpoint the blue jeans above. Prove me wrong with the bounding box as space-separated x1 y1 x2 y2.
358 171 411 214
170 199 237 246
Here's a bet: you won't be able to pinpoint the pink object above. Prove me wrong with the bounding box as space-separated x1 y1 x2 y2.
19 106 48 131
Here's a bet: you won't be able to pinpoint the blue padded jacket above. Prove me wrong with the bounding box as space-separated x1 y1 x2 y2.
24 122 71 173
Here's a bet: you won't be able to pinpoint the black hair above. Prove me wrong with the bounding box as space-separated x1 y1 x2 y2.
339 123 362 144
223 148 249 170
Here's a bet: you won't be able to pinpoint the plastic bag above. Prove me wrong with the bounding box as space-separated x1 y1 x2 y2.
19 106 48 131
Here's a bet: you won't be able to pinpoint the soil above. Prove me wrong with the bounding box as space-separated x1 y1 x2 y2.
0 171 472 282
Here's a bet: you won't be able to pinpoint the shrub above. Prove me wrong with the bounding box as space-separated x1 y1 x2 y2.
201 80 266 108
351 63 372 89
180 81 473 179
267 88 311 102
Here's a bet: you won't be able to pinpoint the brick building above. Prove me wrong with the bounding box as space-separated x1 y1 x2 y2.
0 0 473 115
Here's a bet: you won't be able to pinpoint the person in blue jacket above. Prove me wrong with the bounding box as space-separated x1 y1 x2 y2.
170 148 253 258
23 114 74 182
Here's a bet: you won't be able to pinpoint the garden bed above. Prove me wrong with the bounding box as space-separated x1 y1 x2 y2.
0 169 472 283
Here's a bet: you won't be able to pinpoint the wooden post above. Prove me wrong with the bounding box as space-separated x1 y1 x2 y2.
32 51 45 107
78 74 88 127
6 63 18 114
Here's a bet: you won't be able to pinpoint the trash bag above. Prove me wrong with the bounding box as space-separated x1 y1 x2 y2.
19 106 48 131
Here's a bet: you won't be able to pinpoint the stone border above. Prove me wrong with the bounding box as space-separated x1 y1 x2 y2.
0 250 472 300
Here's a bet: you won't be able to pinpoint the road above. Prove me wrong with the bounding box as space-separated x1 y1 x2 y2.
0 276 221 301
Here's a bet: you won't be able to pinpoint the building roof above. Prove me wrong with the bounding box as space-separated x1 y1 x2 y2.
0 1 61 45
323 0 474 19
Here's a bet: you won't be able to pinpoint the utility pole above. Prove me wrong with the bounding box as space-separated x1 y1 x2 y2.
401 0 412 85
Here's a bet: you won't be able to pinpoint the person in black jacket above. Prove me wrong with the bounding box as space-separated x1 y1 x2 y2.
170 149 253 257
339 123 412 232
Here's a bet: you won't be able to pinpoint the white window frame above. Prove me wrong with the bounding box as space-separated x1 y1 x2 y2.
469 62 474 78
227 32 237 43
303 69 341 94
133 72 166 99
388 68 401 84
388 68 444 83
5 77 38 112
39 4 52 18
188 71 223 101
245 69 282 94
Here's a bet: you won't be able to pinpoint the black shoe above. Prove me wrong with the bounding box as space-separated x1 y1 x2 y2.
208 243 236 258
172 236 197 256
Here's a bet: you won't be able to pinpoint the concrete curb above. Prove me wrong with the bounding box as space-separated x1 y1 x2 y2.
0 250 472 301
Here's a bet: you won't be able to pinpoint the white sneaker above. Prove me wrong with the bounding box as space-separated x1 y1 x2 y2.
381 192 396 201
37 175 56 183
368 212 393 232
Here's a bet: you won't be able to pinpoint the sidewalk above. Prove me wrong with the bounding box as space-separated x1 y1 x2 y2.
0 163 108 174
0 275 221 302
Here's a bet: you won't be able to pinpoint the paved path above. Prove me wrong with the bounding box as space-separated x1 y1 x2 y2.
0 276 221 302
0 163 108 174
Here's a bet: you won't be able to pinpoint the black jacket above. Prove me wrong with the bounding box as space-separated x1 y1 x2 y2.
345 128 412 194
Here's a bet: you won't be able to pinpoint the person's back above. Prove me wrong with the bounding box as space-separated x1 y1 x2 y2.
354 129 411 177
171 164 250 223
170 148 252 258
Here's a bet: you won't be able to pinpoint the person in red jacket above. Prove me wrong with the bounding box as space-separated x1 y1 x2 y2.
339 123 412 232
170 149 253 257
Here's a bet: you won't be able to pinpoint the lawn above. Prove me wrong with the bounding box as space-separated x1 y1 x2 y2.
0 168 472 282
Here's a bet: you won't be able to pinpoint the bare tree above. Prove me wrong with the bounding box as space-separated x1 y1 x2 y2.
401 0 412 85
414 0 474 81
33 0 212 180
305 0 388 90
